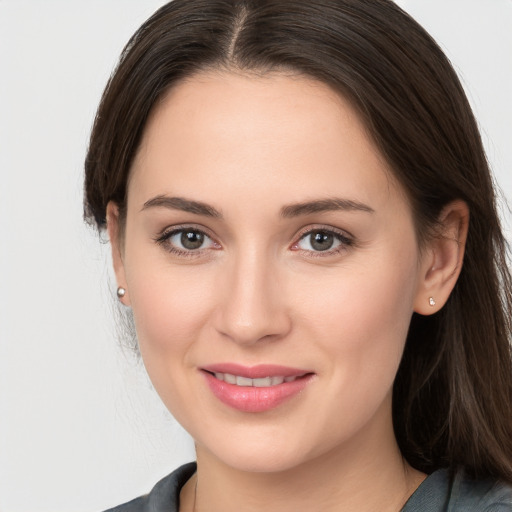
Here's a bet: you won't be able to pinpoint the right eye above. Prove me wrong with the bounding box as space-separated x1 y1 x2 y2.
155 227 220 256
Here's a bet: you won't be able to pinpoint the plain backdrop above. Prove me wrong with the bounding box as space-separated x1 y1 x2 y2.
0 1 511 511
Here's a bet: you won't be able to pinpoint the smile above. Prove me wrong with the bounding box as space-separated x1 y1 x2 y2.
201 364 314 413
211 373 301 387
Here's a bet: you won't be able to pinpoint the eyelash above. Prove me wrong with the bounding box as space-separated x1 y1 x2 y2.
291 226 354 258
154 225 354 259
154 225 220 259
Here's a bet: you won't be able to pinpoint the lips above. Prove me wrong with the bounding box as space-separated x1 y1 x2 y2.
201 364 314 413
212 373 299 387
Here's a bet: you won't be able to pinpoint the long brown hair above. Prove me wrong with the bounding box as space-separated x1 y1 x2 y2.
84 0 512 482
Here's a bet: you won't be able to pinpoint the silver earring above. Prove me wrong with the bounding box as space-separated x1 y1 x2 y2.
117 287 126 299
429 297 436 307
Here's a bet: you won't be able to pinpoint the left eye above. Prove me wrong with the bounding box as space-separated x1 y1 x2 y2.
295 229 348 252
162 228 217 251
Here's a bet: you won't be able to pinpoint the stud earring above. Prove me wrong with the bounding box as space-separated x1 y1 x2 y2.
117 287 126 299
429 297 436 307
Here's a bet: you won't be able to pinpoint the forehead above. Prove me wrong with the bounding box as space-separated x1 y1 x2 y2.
129 70 400 213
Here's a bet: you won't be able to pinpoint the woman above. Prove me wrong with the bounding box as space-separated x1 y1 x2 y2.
84 0 512 510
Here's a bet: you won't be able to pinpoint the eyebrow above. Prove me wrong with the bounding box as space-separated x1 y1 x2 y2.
280 198 374 217
142 195 222 218
141 195 374 219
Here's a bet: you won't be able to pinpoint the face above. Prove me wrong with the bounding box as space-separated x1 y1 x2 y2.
111 71 431 473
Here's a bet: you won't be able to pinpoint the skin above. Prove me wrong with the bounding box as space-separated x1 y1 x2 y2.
108 71 468 512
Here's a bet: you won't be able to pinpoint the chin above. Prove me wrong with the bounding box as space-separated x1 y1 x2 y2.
195 429 323 475
216 450 307 474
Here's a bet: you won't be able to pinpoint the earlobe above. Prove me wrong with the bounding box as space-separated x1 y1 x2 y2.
106 201 130 306
414 200 469 315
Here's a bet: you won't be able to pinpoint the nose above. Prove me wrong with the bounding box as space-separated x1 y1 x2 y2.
213 249 292 346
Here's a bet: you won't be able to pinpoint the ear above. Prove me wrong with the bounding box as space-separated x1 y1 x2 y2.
413 200 469 315
106 201 130 306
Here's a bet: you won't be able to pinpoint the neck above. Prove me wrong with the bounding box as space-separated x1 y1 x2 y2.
180 401 425 512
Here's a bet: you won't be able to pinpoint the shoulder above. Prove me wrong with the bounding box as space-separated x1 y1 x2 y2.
403 468 512 511
102 462 197 512
451 469 512 511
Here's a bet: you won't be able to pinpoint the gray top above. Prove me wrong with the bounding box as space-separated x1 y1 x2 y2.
401 467 512 511
104 462 512 511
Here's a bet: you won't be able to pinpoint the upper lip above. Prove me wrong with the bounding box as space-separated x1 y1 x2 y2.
201 363 311 379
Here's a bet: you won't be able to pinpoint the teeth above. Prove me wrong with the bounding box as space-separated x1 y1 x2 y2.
212 373 298 387
236 376 253 386
253 377 272 387
224 373 237 384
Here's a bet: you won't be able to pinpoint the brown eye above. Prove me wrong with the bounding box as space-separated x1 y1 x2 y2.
309 231 335 251
294 228 353 255
299 230 338 252
157 227 218 254
181 230 204 250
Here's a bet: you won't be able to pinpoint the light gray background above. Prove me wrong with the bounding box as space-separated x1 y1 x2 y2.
0 1 511 511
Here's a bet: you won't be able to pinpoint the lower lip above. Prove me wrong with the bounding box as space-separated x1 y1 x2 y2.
202 371 313 413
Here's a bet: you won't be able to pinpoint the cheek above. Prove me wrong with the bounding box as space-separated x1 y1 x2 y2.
295 249 419 382
124 250 216 359
283 253 419 446
125 261 220 425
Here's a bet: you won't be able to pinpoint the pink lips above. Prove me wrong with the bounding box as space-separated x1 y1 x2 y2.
201 363 314 413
